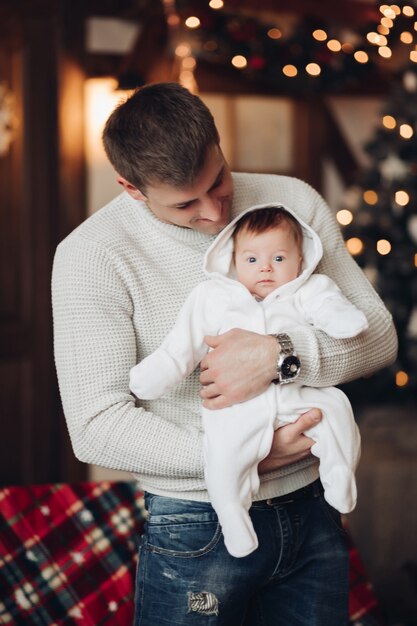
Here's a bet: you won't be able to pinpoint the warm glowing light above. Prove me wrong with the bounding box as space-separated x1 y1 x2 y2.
400 123 414 138
367 32 387 45
363 190 379 205
341 42 354 53
378 25 390 35
411 50 417 62
336 209 353 225
390 4 401 15
354 50 369 63
185 16 201 28
400 31 413 44
382 114 397 129
379 4 389 12
313 29 327 41
209 0 224 8
395 190 410 205
381 16 394 27
268 28 282 39
378 46 392 58
306 63 321 76
403 6 415 16
396 370 409 386
282 64 298 77
327 39 342 52
382 7 396 19
231 55 247 68
167 14 180 27
377 239 392 255
175 43 191 57
182 56 196 69
346 238 364 255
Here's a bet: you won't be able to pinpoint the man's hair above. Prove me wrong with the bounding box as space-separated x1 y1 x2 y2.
233 206 303 252
102 82 220 192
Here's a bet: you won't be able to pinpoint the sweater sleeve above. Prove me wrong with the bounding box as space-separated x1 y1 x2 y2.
288 178 398 387
52 235 205 478
129 285 210 400
296 274 369 339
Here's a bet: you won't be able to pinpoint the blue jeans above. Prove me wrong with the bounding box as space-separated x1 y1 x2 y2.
134 480 349 625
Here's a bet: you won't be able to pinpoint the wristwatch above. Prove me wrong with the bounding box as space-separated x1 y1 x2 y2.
270 333 301 384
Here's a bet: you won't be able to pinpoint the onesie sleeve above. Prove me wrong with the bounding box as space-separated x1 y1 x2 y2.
286 177 397 387
297 274 369 339
129 283 212 399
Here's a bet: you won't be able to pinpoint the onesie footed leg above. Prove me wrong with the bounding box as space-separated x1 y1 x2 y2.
321 467 357 514
219 502 258 558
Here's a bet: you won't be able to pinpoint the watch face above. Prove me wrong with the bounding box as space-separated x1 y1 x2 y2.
281 355 301 379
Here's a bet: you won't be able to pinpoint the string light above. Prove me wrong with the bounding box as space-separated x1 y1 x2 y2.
231 55 247 68
327 39 342 52
346 238 364 255
395 190 410 205
382 114 397 129
354 50 369 63
381 17 394 28
378 25 390 35
336 209 353 225
377 239 392 254
306 63 321 76
400 31 413 43
399 123 414 138
312 29 327 41
282 64 298 77
396 370 409 386
363 190 379 205
185 16 201 28
410 50 417 62
391 5 401 16
378 46 392 57
175 43 191 57
209 0 224 8
403 6 415 17
267 28 282 39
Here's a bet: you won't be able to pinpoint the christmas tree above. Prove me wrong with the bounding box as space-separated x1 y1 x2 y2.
341 63 417 401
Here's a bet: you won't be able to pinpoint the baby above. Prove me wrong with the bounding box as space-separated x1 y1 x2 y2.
130 204 368 558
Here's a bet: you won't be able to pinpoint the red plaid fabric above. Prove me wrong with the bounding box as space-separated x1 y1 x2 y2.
0 482 384 625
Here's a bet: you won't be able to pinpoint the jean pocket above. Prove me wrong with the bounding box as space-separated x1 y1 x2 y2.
318 497 348 538
144 511 222 558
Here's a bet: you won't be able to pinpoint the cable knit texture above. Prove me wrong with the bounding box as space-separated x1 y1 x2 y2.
52 173 397 500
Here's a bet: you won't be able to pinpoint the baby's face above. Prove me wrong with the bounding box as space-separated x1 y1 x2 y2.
234 225 302 299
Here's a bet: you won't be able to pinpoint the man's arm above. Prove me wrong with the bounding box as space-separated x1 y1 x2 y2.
200 178 397 409
52 235 206 478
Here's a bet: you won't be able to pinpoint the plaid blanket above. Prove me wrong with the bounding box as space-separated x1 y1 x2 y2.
0 482 383 625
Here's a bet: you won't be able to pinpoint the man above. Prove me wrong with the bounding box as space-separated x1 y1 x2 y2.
52 82 397 625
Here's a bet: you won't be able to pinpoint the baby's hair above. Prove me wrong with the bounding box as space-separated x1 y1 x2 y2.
232 206 303 252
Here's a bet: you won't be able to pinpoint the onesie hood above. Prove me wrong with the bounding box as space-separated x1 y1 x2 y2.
203 202 323 298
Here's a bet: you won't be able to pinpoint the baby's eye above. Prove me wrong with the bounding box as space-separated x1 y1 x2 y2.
247 257 257 263
274 256 284 262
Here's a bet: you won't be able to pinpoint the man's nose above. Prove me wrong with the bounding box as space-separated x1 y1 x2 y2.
199 196 222 221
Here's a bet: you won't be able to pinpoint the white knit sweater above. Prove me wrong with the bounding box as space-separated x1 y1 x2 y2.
52 173 397 500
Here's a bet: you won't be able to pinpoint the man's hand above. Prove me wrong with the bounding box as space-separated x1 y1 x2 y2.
199 329 277 409
258 409 321 474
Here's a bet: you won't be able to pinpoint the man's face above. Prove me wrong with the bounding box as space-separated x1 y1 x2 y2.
234 225 302 299
140 145 233 235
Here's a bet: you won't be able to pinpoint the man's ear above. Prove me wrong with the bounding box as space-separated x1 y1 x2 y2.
117 176 147 201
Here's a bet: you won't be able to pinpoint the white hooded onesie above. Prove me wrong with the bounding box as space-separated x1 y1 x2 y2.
129 203 367 558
